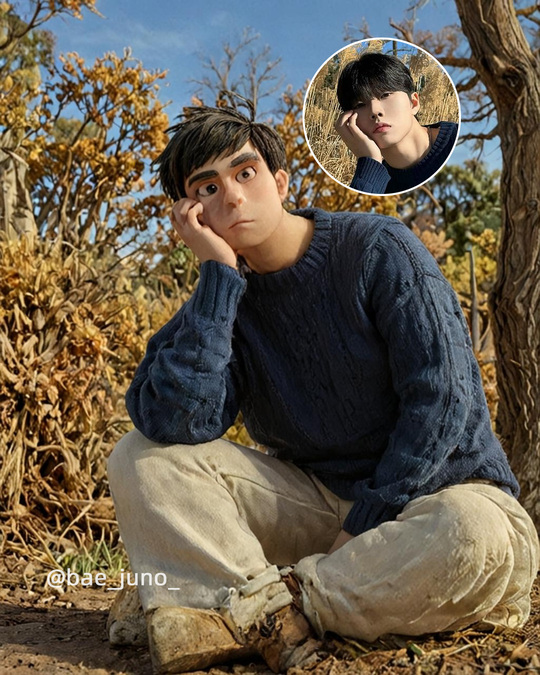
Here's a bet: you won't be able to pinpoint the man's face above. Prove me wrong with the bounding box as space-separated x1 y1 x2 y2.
352 91 420 151
184 141 288 254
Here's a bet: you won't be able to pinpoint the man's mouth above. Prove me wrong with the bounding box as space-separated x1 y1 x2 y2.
229 219 253 230
373 123 391 133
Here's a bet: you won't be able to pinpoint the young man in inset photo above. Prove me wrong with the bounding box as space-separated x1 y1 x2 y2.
335 52 458 194
107 105 538 674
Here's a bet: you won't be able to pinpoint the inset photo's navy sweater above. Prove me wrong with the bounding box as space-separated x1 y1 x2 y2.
350 121 458 194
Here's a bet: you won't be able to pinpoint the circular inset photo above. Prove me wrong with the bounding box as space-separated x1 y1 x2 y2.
303 38 461 196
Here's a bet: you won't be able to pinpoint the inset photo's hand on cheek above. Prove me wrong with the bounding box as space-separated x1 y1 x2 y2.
335 111 383 162
171 198 237 269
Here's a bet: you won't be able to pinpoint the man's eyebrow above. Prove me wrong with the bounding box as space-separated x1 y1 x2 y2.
229 152 259 167
187 169 218 188
187 153 259 188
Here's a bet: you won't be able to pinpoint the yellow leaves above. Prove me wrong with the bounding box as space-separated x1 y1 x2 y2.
412 225 454 262
436 226 499 424
22 50 170 241
471 228 498 258
283 111 296 128
55 0 100 20
225 413 257 448
1 74 13 90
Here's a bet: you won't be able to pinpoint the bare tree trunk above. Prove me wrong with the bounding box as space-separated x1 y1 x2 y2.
454 0 540 529
0 132 37 242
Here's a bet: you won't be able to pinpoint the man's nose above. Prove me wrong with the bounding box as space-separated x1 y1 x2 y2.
368 99 384 119
223 181 245 206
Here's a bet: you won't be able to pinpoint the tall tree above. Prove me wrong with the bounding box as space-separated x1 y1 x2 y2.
453 0 540 528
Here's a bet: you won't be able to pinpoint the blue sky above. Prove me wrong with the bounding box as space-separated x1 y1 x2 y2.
45 0 498 168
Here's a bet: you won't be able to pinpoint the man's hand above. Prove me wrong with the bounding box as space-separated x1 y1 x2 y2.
171 199 237 269
335 111 383 162
328 529 354 554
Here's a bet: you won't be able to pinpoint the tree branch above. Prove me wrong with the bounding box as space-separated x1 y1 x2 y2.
389 19 415 43
458 128 499 142
461 101 496 123
456 72 482 93
515 3 540 19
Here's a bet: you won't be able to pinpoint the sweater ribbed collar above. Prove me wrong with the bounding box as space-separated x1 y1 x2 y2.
244 207 332 293
383 120 456 180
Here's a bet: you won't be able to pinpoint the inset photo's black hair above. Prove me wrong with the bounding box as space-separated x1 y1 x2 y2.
337 53 416 111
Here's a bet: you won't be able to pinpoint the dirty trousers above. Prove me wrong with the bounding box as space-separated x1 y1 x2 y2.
107 430 540 641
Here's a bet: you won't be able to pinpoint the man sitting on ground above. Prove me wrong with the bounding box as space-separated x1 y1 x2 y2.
107 104 538 674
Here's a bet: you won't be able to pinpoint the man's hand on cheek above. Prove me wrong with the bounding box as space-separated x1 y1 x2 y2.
335 111 383 162
171 199 237 269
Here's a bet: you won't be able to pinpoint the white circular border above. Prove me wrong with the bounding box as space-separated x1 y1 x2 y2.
302 37 462 197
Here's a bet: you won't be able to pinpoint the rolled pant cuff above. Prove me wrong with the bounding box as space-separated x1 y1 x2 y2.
293 556 326 637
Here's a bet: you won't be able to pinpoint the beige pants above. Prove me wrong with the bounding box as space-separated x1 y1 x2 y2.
107 430 540 641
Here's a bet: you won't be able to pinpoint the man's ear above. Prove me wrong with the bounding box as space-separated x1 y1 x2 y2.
411 92 421 116
274 169 289 202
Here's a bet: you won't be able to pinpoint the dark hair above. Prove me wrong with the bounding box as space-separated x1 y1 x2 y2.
336 52 416 111
155 105 287 200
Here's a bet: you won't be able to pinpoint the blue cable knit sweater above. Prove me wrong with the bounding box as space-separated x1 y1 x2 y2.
126 208 519 536
351 121 458 194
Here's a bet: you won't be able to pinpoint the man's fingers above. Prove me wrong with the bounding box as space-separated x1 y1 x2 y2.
341 113 365 139
171 199 204 232
172 199 194 223
335 111 368 144
188 201 204 226
335 110 354 131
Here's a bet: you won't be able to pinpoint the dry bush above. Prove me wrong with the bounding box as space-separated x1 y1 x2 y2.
0 233 255 564
408 49 460 125
0 235 190 563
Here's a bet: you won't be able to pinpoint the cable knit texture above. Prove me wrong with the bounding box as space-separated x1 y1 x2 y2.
126 208 519 536
351 121 458 194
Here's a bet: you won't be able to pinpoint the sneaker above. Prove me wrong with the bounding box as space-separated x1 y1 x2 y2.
147 605 257 674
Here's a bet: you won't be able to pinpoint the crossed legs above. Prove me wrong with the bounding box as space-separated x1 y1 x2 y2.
108 430 539 642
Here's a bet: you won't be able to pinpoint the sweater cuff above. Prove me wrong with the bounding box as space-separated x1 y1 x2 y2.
350 157 390 194
342 497 401 536
192 260 247 322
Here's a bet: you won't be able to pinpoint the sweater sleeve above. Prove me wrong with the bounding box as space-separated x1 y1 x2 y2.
125 260 247 444
350 157 390 194
343 224 474 535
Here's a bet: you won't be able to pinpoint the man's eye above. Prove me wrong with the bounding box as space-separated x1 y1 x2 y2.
196 183 218 197
354 102 365 109
381 92 392 99
237 166 256 183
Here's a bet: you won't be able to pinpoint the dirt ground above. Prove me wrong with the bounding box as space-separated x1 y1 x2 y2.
1 566 539 675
